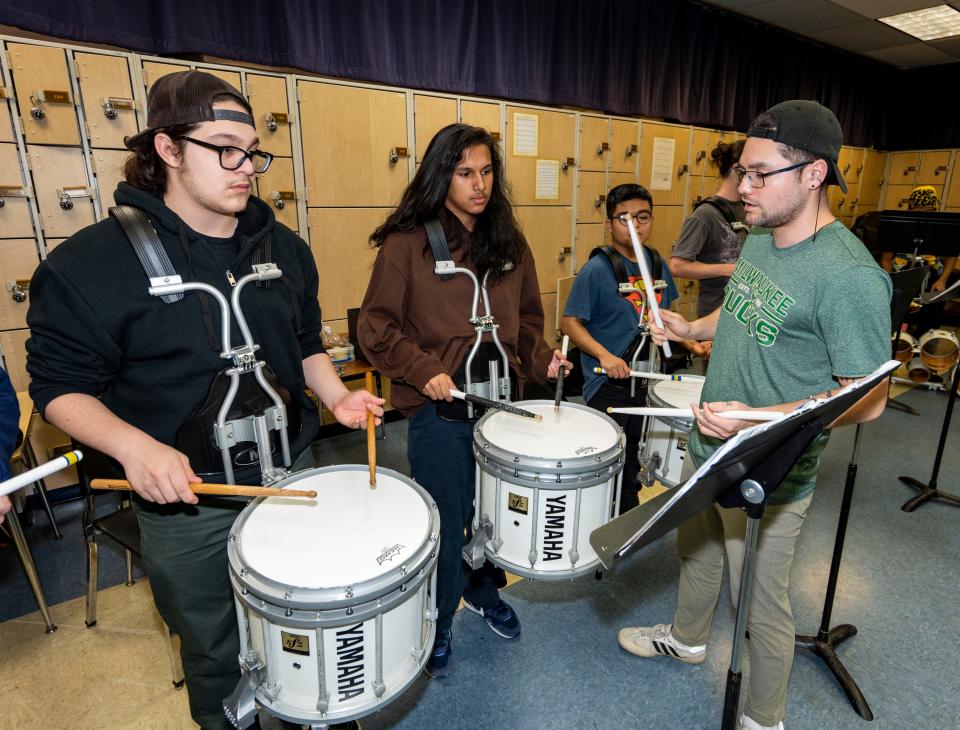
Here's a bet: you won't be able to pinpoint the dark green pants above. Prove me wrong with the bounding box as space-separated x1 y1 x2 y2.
136 450 316 729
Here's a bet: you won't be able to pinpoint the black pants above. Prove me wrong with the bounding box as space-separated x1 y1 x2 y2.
587 378 647 514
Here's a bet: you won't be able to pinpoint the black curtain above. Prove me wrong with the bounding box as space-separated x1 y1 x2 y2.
0 0 955 149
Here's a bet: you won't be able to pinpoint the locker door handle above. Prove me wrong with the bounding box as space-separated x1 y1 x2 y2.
677 164 689 178
389 146 409 165
561 157 575 171
100 96 135 120
29 89 72 120
595 142 609 156
935 165 948 176
7 279 31 304
695 150 706 163
843 163 851 174
558 246 572 262
56 186 91 210
856 164 863 175
593 194 606 209
264 112 288 133
625 144 638 157
903 166 916 175
0 185 30 209
270 190 296 210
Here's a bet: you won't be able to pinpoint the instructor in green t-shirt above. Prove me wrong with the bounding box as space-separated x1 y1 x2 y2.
615 101 891 730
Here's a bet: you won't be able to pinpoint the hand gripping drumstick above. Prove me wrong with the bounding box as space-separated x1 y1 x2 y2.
554 334 570 413
623 214 672 358
365 371 377 488
450 390 542 421
90 479 317 499
594 367 704 383
607 406 783 421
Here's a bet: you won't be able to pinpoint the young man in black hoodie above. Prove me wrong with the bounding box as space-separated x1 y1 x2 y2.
26 71 382 729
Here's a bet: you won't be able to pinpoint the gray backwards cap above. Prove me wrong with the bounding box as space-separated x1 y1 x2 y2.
124 70 254 149
747 100 847 194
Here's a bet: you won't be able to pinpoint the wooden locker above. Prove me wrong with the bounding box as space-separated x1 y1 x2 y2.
557 275 575 330
255 157 299 232
0 238 39 330
414 95 457 163
7 43 80 146
576 171 607 225
514 206 573 288
917 150 951 187
610 119 639 174
1 88 14 143
609 171 638 190
882 183 945 211
828 184 858 219
299 82 408 208
90 149 129 219
74 52 138 150
578 115 609 173
690 128 711 178
541 291 558 345
639 122 691 207
28 146 95 238
460 100 501 136
308 207 386 323
142 61 190 90
840 147 864 186
575 222 605 273
944 154 960 208
859 150 886 206
204 69 242 91
645 204 684 260
43 238 67 254
841 182 861 224
0 143 35 238
27 415 77 489
246 74 292 158
0 327 29 391
836 146 856 190
505 106 575 206
888 152 919 186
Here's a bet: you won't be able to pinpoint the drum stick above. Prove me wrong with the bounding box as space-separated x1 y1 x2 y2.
90 479 317 498
554 334 569 413
1 450 83 498
450 390 542 421
607 406 783 421
365 371 377 488
623 215 672 358
594 367 704 383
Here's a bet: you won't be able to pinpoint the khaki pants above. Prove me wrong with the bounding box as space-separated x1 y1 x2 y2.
670 456 813 727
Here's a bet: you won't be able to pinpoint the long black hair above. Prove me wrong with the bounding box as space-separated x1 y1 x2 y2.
370 123 525 280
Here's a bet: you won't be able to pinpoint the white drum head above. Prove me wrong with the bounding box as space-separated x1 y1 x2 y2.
650 379 704 408
479 402 619 459
237 470 429 589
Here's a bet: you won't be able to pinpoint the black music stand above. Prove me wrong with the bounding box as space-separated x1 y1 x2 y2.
590 361 898 730
874 211 960 268
886 265 929 416
899 280 960 512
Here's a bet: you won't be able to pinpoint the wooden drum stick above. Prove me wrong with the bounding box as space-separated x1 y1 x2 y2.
90 479 317 499
365 371 377 488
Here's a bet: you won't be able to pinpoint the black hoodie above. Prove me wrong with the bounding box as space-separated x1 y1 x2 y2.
26 182 323 480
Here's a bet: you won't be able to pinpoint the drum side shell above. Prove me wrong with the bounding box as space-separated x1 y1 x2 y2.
228 465 440 628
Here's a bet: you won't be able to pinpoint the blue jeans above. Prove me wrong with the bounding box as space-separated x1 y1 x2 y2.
407 402 505 633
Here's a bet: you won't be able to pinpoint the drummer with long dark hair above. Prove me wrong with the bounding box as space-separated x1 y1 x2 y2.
359 123 570 678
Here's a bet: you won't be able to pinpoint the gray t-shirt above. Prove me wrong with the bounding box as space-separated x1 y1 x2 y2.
671 198 747 317
688 221 892 505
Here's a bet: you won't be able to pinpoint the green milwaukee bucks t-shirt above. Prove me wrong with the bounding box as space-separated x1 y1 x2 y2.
688 221 892 505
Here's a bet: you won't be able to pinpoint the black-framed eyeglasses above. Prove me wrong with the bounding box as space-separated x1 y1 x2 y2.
614 211 653 225
732 161 810 188
178 136 273 173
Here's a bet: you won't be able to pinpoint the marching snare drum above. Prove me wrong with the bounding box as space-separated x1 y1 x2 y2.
227 466 439 727
919 328 960 375
473 401 624 579
640 378 705 488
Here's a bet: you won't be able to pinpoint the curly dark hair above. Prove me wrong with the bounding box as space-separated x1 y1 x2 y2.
709 139 745 178
370 123 525 280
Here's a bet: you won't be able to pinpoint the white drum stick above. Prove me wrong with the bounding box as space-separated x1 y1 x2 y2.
608 407 783 421
624 215 672 358
0 450 83 498
594 367 704 383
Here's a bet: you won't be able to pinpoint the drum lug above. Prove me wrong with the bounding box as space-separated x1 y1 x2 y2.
261 680 280 702
568 547 580 566
462 516 493 570
373 678 386 697
638 452 661 488
316 691 330 714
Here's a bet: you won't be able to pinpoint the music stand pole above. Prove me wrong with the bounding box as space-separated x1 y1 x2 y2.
794 424 873 720
899 361 960 511
721 478 766 730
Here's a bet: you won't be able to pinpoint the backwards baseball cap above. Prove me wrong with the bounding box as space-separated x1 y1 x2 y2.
124 70 254 149
747 100 847 193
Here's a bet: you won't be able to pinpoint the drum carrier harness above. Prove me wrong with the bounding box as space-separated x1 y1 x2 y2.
424 218 513 420
111 205 294 486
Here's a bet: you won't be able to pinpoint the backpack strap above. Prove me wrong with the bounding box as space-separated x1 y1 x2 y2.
694 196 748 234
109 205 183 303
589 244 662 285
424 218 454 280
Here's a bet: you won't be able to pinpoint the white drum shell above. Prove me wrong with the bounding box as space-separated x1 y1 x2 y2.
228 465 440 725
643 379 705 488
474 401 625 579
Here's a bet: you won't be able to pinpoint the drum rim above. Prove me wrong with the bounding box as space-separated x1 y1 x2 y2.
647 380 703 430
228 465 440 611
474 400 625 479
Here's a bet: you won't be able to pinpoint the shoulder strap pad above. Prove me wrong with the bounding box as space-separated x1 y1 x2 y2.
695 196 740 227
590 244 662 282
424 218 454 280
109 205 183 303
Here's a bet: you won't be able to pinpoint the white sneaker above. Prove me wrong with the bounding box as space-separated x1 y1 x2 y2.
617 623 706 664
739 713 784 730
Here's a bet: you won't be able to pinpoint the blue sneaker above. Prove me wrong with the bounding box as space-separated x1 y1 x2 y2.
463 598 521 639
426 628 452 678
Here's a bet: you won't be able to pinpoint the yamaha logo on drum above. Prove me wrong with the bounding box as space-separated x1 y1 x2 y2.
542 494 567 561
335 623 365 701
376 544 404 565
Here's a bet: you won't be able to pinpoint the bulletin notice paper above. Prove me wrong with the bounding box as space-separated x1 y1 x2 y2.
650 137 675 191
535 159 560 200
513 113 539 156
